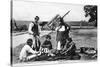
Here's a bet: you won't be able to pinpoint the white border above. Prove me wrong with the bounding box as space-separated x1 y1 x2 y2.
0 0 99 67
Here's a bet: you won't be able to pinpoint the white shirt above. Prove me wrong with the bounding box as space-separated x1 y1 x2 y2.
55 26 65 31
19 44 37 60
28 23 34 34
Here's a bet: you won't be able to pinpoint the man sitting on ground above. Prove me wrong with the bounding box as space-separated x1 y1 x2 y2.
40 35 55 56
62 38 76 56
19 39 41 62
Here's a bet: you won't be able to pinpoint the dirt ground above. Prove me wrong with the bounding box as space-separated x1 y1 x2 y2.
12 28 97 64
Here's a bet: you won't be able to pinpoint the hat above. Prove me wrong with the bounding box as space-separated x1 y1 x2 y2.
27 38 33 46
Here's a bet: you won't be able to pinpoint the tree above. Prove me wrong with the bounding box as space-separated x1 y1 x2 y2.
84 5 97 27
11 18 18 32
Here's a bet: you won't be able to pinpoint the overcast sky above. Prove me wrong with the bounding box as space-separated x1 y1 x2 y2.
13 0 90 21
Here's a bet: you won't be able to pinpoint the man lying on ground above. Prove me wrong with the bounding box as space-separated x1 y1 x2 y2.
19 38 41 62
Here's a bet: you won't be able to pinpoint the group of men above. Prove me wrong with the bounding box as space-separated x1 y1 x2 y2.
19 16 76 62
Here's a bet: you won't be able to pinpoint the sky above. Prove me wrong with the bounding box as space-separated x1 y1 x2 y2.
13 0 90 21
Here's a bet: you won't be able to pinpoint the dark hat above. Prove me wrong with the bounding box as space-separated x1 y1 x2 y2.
27 38 33 46
59 18 65 25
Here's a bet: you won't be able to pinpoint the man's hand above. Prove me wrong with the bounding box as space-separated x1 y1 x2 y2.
36 51 41 56
55 26 60 31
29 33 33 35
36 35 40 39
28 32 33 35
38 32 40 35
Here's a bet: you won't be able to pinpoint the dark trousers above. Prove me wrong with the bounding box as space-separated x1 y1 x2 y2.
33 35 41 51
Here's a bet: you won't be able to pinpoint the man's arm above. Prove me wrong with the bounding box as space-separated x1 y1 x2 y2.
66 44 73 52
28 22 34 34
55 26 60 31
27 45 38 54
66 24 71 31
38 23 41 33
49 42 52 49
63 43 74 54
